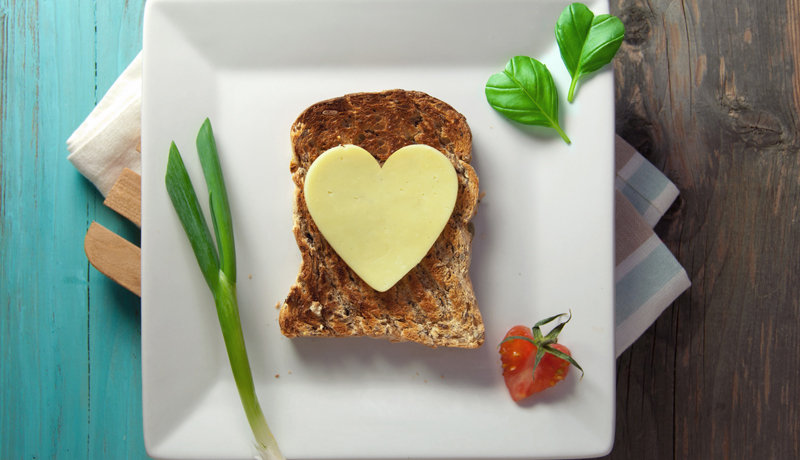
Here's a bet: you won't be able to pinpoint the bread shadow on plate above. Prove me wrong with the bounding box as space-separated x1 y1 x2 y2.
288 336 498 388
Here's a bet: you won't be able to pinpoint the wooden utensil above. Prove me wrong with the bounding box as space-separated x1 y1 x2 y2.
84 168 142 296
84 222 141 296
103 167 141 227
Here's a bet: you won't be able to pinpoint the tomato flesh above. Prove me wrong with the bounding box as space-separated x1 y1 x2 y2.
499 325 572 402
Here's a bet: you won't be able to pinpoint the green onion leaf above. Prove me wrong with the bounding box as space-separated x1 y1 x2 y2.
165 142 220 290
166 121 283 459
196 118 236 282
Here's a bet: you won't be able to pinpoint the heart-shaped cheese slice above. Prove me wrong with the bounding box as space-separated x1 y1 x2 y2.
304 144 458 292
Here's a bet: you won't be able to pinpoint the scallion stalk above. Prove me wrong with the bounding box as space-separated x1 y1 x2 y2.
165 118 283 460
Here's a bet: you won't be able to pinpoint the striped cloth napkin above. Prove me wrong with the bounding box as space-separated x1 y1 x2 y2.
67 54 690 357
613 138 690 354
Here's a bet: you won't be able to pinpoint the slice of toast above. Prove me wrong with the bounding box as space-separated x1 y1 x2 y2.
279 89 484 348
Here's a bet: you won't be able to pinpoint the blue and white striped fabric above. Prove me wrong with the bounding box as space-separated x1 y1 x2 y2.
613 136 690 356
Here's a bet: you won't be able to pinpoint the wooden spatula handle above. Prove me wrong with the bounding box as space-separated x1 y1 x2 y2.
103 168 142 227
84 222 141 297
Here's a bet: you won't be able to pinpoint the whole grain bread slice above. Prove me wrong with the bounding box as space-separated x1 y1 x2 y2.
279 89 484 348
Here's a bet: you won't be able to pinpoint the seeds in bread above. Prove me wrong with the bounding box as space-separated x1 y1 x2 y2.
279 89 483 348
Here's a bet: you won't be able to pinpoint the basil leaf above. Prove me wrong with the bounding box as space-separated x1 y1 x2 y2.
485 56 571 144
556 2 625 102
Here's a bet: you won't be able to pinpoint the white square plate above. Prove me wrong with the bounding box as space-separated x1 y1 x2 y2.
141 0 616 458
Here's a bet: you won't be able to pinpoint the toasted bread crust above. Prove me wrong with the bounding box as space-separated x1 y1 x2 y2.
279 89 484 348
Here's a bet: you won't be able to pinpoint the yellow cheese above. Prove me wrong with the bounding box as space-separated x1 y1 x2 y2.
304 144 458 292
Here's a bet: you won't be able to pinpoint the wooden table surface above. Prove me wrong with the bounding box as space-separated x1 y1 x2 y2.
2 1 798 459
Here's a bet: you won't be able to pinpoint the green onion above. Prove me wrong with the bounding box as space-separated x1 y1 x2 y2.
165 118 283 460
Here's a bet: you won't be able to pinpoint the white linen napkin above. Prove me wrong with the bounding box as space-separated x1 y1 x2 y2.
67 53 142 196
67 52 690 356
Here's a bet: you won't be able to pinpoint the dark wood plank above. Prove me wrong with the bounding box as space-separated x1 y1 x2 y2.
608 0 800 458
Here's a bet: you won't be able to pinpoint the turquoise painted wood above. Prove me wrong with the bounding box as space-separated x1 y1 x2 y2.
1 1 148 458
